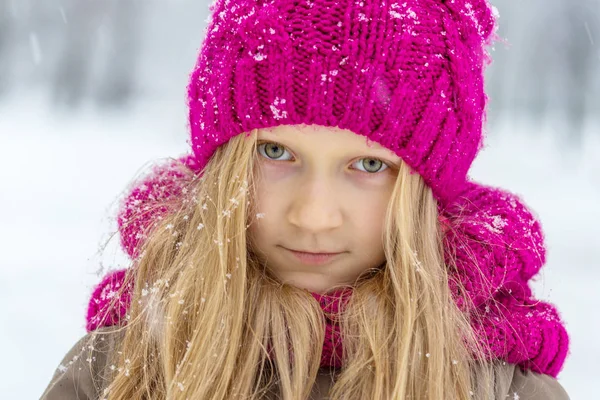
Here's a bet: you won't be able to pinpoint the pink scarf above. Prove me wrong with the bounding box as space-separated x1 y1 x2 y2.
310 289 352 368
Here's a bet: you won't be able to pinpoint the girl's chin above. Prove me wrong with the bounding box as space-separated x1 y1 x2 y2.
279 277 339 294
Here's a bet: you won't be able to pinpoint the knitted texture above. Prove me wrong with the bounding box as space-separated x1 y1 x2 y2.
86 269 131 332
117 154 202 259
86 159 569 377
186 0 499 206
310 289 353 368
441 181 547 309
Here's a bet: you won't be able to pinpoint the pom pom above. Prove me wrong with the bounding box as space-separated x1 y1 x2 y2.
117 154 201 258
473 293 569 377
86 269 131 332
441 181 546 308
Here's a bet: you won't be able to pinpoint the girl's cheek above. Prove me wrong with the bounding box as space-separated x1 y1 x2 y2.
259 162 297 182
349 169 397 189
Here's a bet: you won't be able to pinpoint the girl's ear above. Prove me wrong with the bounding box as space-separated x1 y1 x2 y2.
117 153 201 259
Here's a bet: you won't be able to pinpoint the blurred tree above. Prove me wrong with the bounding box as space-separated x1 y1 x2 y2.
522 1 557 122
94 0 142 109
52 0 104 108
561 0 598 143
484 0 519 126
511 0 598 144
52 0 141 109
0 0 14 96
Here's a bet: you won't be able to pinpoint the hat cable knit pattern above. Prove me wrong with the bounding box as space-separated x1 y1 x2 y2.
85 0 569 379
187 0 498 206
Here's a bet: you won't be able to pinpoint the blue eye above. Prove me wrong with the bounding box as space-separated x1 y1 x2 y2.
257 142 293 161
353 158 389 173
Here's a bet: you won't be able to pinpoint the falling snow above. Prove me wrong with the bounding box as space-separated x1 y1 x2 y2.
270 97 288 120
253 52 266 61
29 32 42 64
482 213 507 234
58 7 67 24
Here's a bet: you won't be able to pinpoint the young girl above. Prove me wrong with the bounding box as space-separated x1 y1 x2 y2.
41 0 570 398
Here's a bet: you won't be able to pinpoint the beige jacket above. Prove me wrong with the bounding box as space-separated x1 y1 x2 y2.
40 328 570 400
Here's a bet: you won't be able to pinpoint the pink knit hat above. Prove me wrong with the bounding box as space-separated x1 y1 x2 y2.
187 0 499 206
86 0 570 378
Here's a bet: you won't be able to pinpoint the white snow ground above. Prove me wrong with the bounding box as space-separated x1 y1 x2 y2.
1 94 598 399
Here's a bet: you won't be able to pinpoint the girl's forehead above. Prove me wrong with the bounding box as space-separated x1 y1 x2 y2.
257 124 401 159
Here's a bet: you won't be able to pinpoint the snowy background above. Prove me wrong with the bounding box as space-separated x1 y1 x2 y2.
1 0 599 398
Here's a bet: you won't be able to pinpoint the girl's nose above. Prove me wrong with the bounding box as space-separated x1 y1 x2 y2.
287 178 343 233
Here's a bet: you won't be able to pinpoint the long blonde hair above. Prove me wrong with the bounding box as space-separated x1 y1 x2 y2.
95 128 494 399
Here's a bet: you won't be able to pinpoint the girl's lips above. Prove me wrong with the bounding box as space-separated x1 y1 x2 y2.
285 248 344 265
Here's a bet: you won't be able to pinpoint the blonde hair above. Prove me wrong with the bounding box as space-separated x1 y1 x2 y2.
95 128 495 399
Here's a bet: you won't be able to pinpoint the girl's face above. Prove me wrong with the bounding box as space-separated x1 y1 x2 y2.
248 124 402 294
